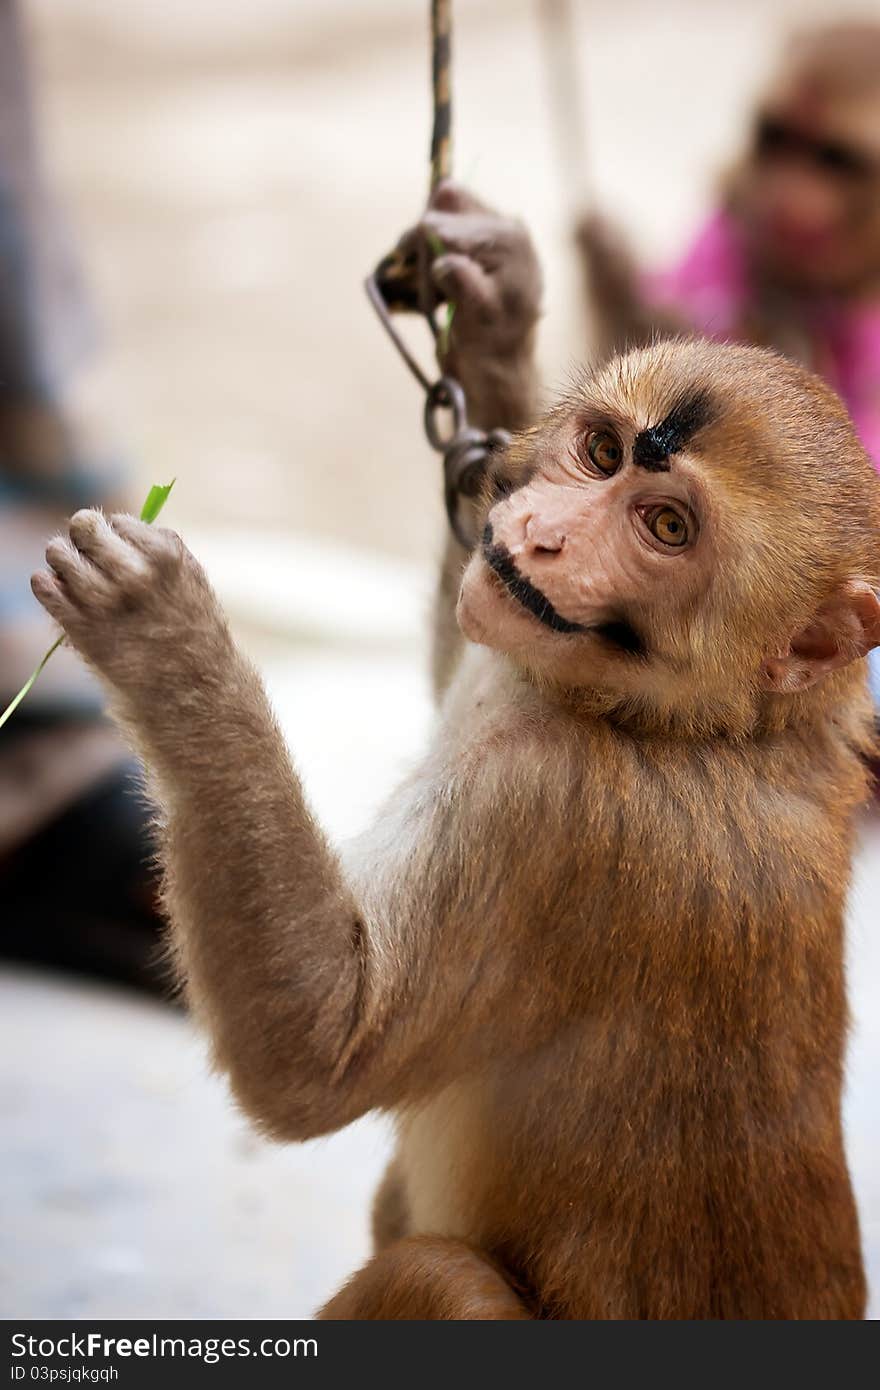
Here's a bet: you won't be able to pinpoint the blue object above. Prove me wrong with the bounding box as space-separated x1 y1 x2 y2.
869 649 880 709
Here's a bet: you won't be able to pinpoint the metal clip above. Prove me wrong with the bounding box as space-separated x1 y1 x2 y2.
365 275 511 549
423 380 511 546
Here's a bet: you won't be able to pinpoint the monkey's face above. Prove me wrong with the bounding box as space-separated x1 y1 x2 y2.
457 341 880 724
457 391 713 696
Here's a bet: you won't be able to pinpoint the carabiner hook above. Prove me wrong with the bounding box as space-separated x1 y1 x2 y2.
424 377 468 452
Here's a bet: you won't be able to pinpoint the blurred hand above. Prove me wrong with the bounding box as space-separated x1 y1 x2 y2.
399 182 543 391
573 212 644 314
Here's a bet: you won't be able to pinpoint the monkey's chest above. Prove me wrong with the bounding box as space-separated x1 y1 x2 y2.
395 1063 585 1245
396 1078 496 1240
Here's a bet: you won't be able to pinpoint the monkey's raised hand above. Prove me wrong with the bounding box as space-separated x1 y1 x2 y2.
574 212 686 360
31 509 233 701
398 182 542 431
574 214 645 317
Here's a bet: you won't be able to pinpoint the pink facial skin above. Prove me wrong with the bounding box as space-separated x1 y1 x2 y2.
457 404 880 705
457 419 710 687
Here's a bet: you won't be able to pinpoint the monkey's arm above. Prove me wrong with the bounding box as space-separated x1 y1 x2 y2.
575 213 686 362
397 183 543 700
31 512 554 1139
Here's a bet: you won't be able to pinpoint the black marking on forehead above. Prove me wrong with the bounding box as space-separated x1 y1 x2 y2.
632 389 714 473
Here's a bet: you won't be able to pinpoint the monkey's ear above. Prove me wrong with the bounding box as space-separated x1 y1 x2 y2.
760 581 880 693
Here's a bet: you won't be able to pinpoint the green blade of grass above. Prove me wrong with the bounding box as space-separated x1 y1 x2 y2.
140 478 175 523
438 301 456 356
0 635 64 731
0 479 176 731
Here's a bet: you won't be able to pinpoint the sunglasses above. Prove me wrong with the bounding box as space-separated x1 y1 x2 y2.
754 115 877 179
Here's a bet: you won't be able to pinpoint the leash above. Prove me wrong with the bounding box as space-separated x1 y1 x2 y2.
430 0 453 191
364 1 510 549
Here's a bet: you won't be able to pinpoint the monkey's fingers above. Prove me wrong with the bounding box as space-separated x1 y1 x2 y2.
390 212 508 292
68 508 150 584
428 180 492 216
44 535 114 607
431 253 496 315
31 567 77 629
379 195 507 312
393 193 495 263
420 210 514 264
108 513 186 573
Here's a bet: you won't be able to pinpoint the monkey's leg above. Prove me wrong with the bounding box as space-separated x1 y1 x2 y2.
371 1155 410 1250
317 1237 531 1320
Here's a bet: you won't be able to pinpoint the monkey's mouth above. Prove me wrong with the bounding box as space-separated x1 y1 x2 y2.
480 526 646 655
481 527 585 635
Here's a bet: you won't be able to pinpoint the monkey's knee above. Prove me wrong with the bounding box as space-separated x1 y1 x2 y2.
371 1157 410 1251
317 1236 531 1320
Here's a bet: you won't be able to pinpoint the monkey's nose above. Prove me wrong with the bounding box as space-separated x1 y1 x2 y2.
524 515 566 555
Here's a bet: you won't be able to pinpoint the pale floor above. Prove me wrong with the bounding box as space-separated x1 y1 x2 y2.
2 630 879 1320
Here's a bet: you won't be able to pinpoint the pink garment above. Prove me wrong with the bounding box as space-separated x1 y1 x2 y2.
646 210 880 471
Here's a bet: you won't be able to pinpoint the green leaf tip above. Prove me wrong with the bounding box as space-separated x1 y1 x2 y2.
438 301 456 356
140 478 176 524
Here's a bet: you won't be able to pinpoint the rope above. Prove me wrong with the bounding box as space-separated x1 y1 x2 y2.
430 0 453 190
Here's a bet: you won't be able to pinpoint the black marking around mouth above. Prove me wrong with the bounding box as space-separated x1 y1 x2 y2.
482 526 586 635
591 618 646 656
481 525 646 657
632 389 714 472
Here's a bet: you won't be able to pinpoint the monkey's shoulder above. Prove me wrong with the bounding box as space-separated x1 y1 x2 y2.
445 696 850 899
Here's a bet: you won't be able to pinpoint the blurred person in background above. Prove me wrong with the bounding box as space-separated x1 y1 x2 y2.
580 21 880 467
584 19 880 764
0 1 165 991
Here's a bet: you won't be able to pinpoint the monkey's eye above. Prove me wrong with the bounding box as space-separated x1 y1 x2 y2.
645 505 689 548
583 429 623 476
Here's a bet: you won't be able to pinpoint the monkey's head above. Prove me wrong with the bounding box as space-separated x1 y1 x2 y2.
734 22 880 293
457 339 880 735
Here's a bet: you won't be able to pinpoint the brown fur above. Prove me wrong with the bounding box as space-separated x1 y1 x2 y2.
31 340 878 1319
371 1156 410 1251
319 1237 530 1320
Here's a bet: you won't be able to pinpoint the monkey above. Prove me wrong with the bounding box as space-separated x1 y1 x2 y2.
31 335 879 1319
